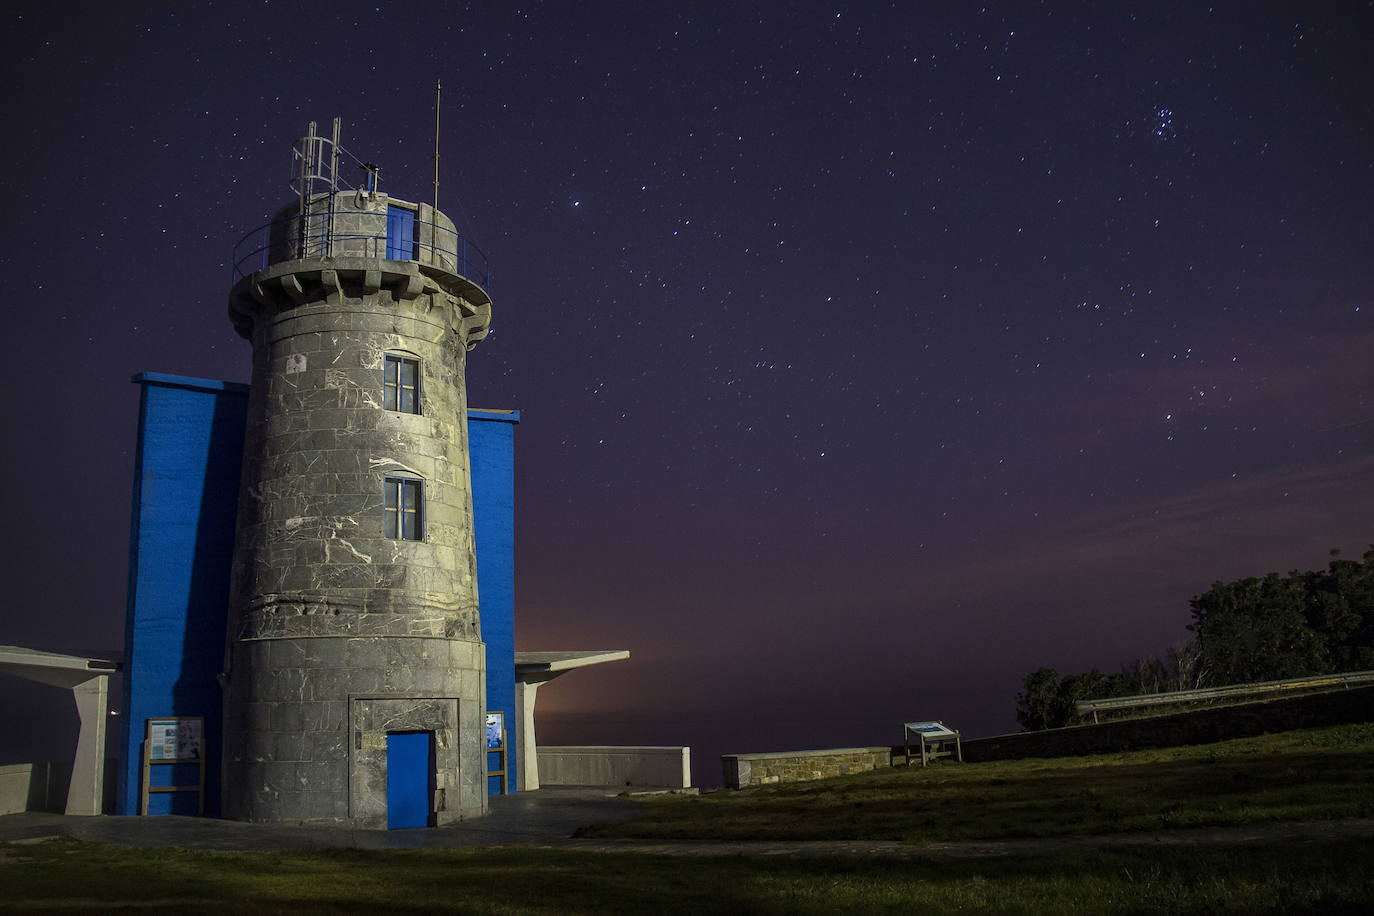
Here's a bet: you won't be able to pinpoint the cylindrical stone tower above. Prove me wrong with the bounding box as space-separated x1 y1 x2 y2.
221 154 493 826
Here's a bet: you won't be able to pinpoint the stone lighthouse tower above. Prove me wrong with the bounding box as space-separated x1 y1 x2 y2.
221 120 492 826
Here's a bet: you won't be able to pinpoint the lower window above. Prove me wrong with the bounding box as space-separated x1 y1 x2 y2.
384 478 423 540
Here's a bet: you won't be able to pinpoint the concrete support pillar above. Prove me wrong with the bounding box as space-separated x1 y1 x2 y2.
68 675 108 816
0 648 118 817
515 681 541 791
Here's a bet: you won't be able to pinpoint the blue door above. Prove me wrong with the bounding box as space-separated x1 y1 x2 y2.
386 206 417 260
386 731 433 829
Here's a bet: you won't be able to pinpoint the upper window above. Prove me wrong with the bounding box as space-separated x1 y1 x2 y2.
384 477 423 540
384 354 420 414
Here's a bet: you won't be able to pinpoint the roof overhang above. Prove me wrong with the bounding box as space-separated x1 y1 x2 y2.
515 650 629 685
0 645 120 689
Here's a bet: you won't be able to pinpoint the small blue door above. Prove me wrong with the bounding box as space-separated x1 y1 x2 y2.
386 206 417 260
386 731 433 829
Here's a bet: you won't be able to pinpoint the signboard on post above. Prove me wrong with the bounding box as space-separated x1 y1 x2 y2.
903 720 962 767
905 721 956 740
148 717 203 761
485 712 509 794
140 716 206 815
484 712 504 749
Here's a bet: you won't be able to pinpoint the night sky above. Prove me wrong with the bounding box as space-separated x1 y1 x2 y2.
3 2 1371 783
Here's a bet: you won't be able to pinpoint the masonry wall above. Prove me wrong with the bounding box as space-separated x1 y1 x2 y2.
722 747 893 790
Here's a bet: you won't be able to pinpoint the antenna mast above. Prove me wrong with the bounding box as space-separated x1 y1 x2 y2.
433 79 442 211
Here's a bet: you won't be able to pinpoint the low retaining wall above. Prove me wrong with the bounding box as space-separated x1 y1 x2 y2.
722 747 893 790
537 746 692 788
0 762 71 815
960 683 1374 762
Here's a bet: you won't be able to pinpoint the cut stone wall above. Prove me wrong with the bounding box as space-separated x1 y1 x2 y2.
221 217 493 825
722 747 893 790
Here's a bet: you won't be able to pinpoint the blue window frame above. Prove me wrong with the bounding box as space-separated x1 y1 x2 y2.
386 206 418 260
384 354 420 413
384 478 423 540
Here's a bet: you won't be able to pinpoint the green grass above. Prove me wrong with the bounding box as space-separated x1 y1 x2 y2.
4 725 1370 913
580 724 1374 843
3 837 1373 914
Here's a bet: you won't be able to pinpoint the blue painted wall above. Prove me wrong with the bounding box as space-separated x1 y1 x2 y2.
120 375 522 812
469 409 520 794
119 373 248 816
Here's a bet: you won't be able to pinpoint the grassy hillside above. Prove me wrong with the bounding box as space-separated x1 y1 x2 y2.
581 724 1374 842
4 838 1373 914
4 725 1371 913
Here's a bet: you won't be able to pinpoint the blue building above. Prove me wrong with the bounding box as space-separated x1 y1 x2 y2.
117 373 534 816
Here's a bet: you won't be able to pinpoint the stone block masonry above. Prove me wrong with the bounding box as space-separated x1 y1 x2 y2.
722 747 894 790
221 189 493 827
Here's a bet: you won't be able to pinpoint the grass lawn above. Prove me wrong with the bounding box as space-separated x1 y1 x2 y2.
580 724 1374 842
3 837 1372 914
4 725 1370 913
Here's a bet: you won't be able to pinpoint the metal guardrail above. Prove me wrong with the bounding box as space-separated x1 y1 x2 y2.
230 210 492 289
1074 670 1374 722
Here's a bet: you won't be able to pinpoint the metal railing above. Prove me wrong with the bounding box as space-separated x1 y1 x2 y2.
1074 669 1374 722
230 209 491 289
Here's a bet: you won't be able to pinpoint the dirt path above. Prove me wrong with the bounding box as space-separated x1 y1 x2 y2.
529 818 1374 860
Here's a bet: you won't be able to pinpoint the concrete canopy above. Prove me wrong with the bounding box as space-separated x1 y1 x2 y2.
514 650 630 682
0 646 119 815
512 650 629 790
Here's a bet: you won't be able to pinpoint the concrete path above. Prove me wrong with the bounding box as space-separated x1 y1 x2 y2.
0 789 637 851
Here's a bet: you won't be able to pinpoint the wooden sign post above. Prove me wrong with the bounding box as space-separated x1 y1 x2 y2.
140 716 206 815
903 720 962 768
484 712 509 795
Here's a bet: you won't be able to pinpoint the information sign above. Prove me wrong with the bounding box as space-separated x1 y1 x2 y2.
902 719 962 767
484 712 505 749
484 712 509 794
148 717 203 761
140 716 206 815
904 721 956 739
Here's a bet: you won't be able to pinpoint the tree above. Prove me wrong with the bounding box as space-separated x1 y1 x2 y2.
1309 547 1374 670
1015 667 1064 731
1015 547 1374 728
1188 572 1328 684
1015 667 1131 730
1188 547 1374 684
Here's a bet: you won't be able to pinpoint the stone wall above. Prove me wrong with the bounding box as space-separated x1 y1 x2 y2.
722 747 893 790
221 214 493 825
959 684 1374 762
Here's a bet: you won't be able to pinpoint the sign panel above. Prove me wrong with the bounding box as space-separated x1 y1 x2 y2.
484 712 505 749
148 717 203 761
905 721 956 739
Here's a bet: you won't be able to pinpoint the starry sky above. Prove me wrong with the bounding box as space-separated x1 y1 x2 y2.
3 2 1371 783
